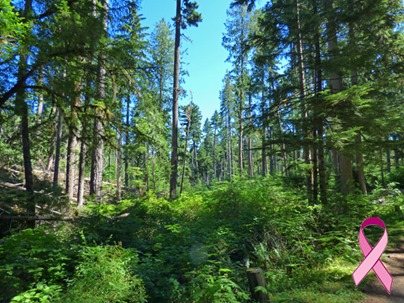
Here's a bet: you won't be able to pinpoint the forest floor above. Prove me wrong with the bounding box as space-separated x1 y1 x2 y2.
361 228 404 302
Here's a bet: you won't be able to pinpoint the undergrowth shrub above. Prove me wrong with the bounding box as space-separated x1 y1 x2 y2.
0 228 77 303
10 283 62 303
386 167 404 188
187 264 250 303
58 245 147 303
69 177 396 302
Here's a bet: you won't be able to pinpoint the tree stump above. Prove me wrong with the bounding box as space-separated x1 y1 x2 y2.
246 267 270 302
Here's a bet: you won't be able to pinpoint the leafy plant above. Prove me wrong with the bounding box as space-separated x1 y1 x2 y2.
58 244 147 303
0 228 77 302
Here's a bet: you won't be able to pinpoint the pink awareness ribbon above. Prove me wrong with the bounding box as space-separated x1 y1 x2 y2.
352 217 393 294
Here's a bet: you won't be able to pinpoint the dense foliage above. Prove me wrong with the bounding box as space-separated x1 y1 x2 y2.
1 178 403 302
0 0 403 302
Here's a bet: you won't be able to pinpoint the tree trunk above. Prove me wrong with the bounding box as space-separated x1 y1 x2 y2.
170 0 181 199
213 129 217 179
151 147 156 191
247 92 253 177
296 0 313 202
15 11 35 225
116 132 122 200
246 268 270 303
77 134 86 208
340 154 354 194
238 101 244 176
261 71 267 177
77 77 91 208
46 125 56 172
16 70 34 195
380 149 385 187
65 87 79 199
326 0 354 194
17 0 33 189
269 127 275 175
90 116 104 198
144 145 149 191
89 0 107 200
37 67 44 117
386 146 391 173
227 107 233 179
355 134 367 194
349 22 367 195
180 115 191 195
394 135 400 169
314 0 327 204
124 96 130 187
53 108 63 190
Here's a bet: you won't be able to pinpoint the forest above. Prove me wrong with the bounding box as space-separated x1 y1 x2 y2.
0 0 403 302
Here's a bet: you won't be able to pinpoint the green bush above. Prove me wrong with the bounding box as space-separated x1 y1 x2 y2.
188 264 250 303
58 245 147 303
386 167 404 188
11 283 62 303
0 228 76 303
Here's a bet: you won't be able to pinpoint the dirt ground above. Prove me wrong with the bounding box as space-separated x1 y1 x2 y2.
361 243 404 303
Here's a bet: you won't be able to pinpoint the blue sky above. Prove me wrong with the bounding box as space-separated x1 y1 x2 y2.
139 0 233 122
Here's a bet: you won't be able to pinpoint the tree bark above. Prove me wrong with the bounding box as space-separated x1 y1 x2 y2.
394 135 400 169
247 91 253 177
180 108 191 194
53 108 63 190
37 67 44 117
238 100 244 176
77 134 86 208
89 0 108 200
296 0 313 201
313 0 327 204
90 116 104 198
65 86 79 199
124 95 130 187
77 76 91 208
15 55 35 227
246 268 270 303
261 71 267 177
170 0 181 199
356 134 367 194
227 101 233 179
46 109 56 172
14 0 35 228
116 132 122 200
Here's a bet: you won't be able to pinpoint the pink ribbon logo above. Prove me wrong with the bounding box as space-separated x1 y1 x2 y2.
352 217 393 294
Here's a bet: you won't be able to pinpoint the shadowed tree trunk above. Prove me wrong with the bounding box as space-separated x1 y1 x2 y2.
296 0 313 201
247 91 253 177
313 1 327 204
170 0 181 199
116 132 122 200
180 107 191 194
15 0 35 226
53 107 63 190
77 134 86 208
89 0 108 200
15 0 35 228
124 95 130 187
261 71 267 177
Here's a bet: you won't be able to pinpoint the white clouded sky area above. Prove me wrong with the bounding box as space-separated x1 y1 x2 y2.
140 0 233 122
